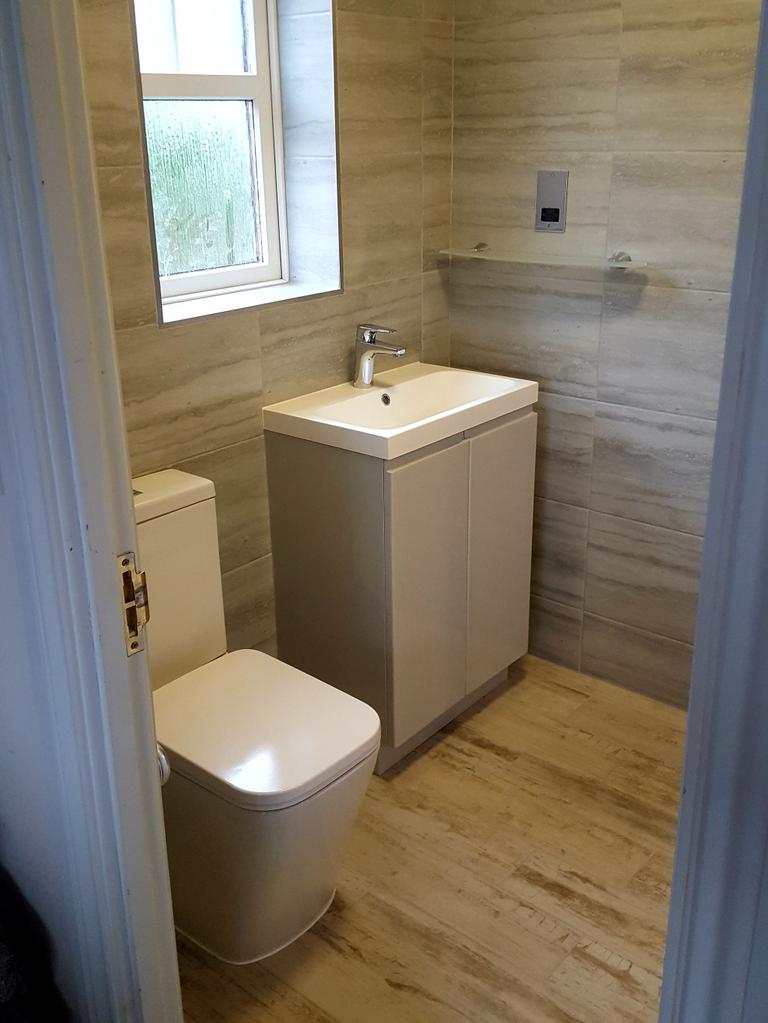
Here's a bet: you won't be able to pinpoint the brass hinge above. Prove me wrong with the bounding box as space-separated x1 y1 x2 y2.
118 552 150 656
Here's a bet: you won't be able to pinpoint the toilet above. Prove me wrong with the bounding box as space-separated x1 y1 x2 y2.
132 469 380 964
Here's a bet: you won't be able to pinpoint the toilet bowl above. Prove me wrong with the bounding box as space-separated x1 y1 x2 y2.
133 470 380 964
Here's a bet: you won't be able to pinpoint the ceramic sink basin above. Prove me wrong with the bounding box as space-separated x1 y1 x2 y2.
262 362 538 459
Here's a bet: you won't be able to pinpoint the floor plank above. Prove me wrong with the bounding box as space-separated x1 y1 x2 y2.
179 655 686 1023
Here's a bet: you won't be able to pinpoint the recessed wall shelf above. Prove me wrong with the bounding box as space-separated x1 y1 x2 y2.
440 247 648 282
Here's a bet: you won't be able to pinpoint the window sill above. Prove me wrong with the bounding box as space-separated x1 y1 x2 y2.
160 277 340 324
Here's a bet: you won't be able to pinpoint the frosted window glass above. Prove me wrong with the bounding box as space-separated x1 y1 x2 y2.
134 0 256 75
144 101 262 277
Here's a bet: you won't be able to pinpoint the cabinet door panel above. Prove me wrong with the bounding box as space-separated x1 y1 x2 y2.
467 412 537 692
386 440 469 747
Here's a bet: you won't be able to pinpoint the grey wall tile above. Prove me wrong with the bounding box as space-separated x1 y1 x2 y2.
607 152 745 293
279 0 331 12
454 6 620 151
422 269 451 365
534 394 595 508
598 284 728 419
582 614 692 708
337 0 421 15
278 11 337 159
116 312 263 472
285 157 340 287
529 596 583 671
222 554 276 651
337 12 422 158
175 437 270 576
585 512 702 644
424 19 454 128
423 20 454 270
451 265 601 397
452 149 613 259
340 151 423 288
96 165 158 330
616 0 759 152
261 276 422 404
423 0 454 20
531 499 588 607
78 0 145 167
591 404 716 535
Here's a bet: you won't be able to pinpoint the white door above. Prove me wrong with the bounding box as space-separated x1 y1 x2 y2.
0 2 182 1019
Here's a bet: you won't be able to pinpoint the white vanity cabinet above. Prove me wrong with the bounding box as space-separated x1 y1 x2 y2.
266 407 537 772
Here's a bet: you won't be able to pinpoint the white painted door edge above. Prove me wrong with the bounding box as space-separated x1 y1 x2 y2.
1 2 182 1020
660 4 768 1022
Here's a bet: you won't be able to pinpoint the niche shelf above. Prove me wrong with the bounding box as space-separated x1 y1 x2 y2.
440 247 648 282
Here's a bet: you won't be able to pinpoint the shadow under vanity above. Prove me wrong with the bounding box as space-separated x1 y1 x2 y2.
264 362 538 772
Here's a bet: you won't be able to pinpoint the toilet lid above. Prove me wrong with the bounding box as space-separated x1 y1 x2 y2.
153 650 381 811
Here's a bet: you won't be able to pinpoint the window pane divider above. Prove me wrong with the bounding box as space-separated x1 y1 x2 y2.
141 73 265 101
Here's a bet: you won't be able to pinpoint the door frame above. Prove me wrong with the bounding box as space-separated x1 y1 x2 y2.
659 4 768 1021
1 2 181 1020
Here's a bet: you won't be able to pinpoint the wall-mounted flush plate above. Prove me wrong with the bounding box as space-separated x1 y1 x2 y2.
535 170 568 233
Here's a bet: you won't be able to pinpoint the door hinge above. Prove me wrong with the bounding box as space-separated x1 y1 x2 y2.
118 552 150 656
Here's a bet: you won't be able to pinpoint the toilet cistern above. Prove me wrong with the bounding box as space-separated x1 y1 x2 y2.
353 324 406 388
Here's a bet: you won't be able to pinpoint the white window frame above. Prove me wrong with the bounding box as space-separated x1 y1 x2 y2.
139 0 288 304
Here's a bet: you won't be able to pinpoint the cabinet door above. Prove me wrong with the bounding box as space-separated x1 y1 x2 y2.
467 412 537 692
386 440 469 748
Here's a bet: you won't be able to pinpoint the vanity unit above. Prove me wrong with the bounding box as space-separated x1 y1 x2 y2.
264 363 538 772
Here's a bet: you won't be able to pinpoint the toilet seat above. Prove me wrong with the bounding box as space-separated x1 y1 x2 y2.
153 649 381 811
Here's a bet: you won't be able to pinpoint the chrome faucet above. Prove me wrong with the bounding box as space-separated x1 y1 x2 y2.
353 324 406 388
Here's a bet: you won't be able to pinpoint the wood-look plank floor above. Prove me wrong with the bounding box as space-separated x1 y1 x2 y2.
179 656 686 1023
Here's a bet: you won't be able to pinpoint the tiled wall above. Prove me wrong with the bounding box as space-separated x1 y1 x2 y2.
450 0 760 706
77 0 454 652
78 0 759 707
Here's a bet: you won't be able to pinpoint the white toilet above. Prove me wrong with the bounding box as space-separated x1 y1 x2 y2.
132 469 380 964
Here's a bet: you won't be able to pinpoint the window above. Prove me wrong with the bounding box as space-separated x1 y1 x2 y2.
133 0 286 304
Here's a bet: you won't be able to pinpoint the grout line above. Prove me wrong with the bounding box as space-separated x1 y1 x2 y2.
583 610 694 649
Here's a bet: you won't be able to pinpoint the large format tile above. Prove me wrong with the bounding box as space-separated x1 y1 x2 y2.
582 614 692 708
285 156 341 287
175 437 270 576
95 164 158 331
453 149 613 259
531 499 588 607
423 0 454 21
534 394 595 508
598 284 728 419
260 276 421 404
421 269 451 365
337 0 421 15
455 6 620 151
336 12 422 158
591 404 716 535
616 0 759 152
222 554 276 652
607 152 745 292
451 266 601 397
78 0 145 167
278 10 337 159
529 597 583 670
340 151 423 288
585 512 703 644
116 312 263 472
423 20 454 270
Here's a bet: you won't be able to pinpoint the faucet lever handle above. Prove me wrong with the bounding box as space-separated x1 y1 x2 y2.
357 323 398 345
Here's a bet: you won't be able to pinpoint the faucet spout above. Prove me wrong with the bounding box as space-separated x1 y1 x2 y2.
353 324 406 388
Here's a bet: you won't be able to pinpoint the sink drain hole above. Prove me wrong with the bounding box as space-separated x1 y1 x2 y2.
381 393 391 406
